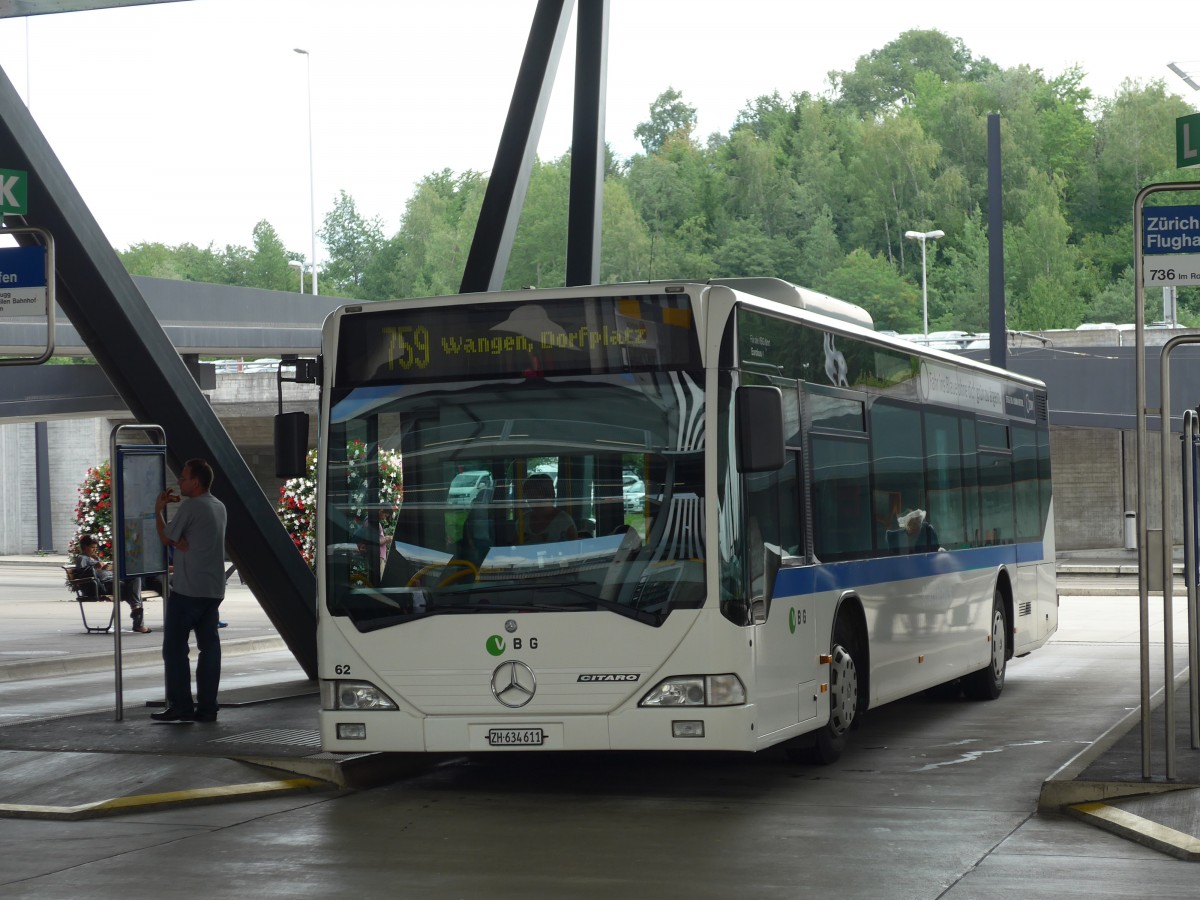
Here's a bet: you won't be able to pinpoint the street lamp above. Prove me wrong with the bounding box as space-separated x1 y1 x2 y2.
294 48 318 296
1168 62 1200 92
288 260 304 293
904 229 944 339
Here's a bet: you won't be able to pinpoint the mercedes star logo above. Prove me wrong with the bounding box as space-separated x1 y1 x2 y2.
491 660 536 708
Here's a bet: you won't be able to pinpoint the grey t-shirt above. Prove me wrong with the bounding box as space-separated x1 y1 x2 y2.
165 491 228 599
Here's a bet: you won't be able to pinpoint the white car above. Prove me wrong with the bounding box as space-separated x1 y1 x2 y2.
447 470 493 505
622 473 645 511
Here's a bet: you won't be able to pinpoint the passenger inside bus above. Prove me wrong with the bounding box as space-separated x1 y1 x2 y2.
522 473 578 544
887 508 939 554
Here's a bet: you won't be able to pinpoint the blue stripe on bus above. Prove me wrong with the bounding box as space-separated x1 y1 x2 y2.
775 543 1044 597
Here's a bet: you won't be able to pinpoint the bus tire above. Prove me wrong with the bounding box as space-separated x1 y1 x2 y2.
787 614 860 765
963 589 1007 701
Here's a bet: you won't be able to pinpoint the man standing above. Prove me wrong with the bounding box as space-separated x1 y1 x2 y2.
151 458 228 723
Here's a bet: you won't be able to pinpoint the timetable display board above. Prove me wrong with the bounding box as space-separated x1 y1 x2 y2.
115 446 168 578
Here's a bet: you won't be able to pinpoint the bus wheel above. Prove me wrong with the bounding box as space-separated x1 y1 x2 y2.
963 590 1007 701
787 615 860 765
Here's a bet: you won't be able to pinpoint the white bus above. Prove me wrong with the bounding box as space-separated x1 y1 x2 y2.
306 278 1056 761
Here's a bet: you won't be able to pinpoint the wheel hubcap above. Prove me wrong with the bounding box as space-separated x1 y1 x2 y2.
990 609 1005 680
829 643 857 735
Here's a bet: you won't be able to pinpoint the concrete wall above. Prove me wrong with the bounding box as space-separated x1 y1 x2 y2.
0 374 318 557
1051 427 1124 551
0 418 109 555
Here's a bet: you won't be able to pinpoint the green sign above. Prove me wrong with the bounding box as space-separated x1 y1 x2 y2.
1178 114 1200 169
0 168 26 214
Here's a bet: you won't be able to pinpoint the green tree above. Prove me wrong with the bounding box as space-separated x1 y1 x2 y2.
378 169 486 299
634 87 697 155
246 220 293 291
822 248 921 332
795 206 844 289
1083 267 1135 324
1085 79 1196 234
320 189 385 294
932 207 990 333
1005 171 1086 328
831 29 999 117
599 176 653 282
844 114 942 266
505 154 570 289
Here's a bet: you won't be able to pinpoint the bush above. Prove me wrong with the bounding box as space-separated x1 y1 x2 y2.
71 461 113 559
276 443 403 568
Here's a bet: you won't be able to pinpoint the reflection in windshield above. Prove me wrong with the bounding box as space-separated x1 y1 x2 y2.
325 372 707 630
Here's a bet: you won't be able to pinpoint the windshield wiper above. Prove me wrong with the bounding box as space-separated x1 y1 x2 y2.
548 581 663 626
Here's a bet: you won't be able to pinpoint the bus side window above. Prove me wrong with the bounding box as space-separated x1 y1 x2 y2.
810 436 871 562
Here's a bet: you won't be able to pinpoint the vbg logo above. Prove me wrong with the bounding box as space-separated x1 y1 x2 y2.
485 635 506 656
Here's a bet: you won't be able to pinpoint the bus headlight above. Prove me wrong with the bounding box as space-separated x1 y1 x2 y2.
639 674 746 707
321 679 398 711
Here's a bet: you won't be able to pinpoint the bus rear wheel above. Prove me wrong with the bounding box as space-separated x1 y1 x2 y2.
963 589 1007 701
787 615 860 765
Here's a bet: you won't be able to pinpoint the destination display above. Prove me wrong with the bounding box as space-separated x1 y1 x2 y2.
335 293 702 386
920 360 1037 422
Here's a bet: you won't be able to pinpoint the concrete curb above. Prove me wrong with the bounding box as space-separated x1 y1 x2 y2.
1038 667 1200 811
0 636 288 683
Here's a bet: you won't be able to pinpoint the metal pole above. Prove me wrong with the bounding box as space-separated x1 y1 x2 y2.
1184 409 1200 748
1159 336 1180 779
295 48 318 296
920 236 928 339
987 114 1007 371
1135 184 1153 778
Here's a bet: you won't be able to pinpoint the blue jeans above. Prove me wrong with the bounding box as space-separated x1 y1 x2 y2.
162 590 222 716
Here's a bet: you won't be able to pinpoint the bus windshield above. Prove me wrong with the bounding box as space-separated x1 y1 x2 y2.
324 370 706 631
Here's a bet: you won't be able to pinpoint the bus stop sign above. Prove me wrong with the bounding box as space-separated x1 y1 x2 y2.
0 244 47 317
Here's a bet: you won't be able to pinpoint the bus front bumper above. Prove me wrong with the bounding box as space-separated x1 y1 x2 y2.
319 705 761 753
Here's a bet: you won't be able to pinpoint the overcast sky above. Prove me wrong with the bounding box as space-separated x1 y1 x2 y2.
0 0 1192 263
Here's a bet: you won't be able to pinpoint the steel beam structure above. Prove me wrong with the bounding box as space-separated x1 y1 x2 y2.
566 0 608 286
0 65 317 678
460 0 574 293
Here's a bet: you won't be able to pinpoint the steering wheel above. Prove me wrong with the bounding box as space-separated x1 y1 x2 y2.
406 558 479 588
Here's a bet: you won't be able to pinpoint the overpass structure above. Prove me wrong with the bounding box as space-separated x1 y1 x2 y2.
0 277 338 421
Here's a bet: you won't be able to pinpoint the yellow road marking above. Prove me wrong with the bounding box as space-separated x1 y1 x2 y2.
1071 800 1200 859
0 777 327 820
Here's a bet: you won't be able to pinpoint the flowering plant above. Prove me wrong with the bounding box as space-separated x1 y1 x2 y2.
276 443 403 569
71 461 113 560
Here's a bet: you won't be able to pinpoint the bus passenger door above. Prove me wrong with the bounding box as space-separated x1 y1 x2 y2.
746 454 820 738
754 565 819 738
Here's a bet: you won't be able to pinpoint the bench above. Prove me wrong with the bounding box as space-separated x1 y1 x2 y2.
60 565 165 634
60 564 115 634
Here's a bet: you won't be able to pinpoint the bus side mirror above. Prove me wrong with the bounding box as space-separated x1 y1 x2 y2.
275 411 310 478
736 385 784 473
274 357 319 478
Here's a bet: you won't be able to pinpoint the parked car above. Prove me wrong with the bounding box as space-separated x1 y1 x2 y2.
447 470 493 505
623 473 645 511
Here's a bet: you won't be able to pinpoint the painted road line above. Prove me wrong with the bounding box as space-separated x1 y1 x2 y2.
1069 801 1200 861
0 776 329 820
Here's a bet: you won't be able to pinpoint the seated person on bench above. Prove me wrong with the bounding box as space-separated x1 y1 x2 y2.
74 534 151 633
